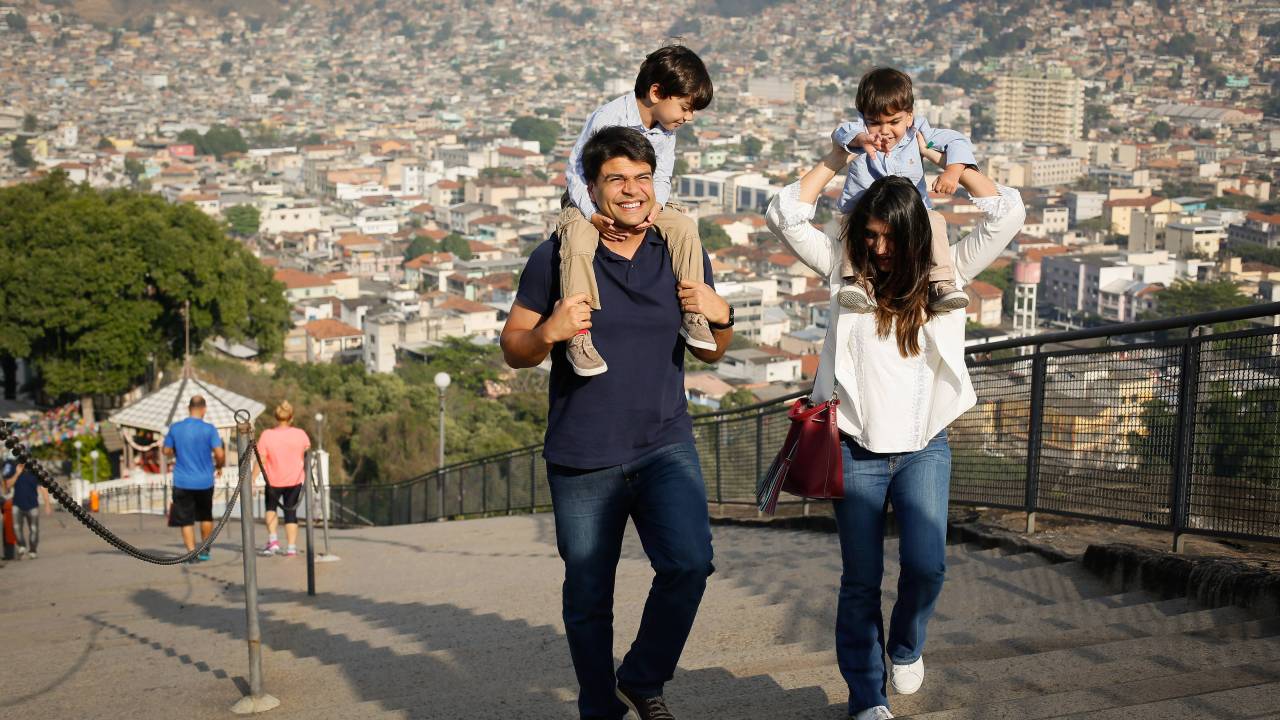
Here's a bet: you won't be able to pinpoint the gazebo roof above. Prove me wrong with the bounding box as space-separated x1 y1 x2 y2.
109 375 265 434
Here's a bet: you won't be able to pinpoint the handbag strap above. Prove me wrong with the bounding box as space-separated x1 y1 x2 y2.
810 311 840 404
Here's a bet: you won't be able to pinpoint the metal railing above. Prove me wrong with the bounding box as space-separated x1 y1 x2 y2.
326 303 1280 548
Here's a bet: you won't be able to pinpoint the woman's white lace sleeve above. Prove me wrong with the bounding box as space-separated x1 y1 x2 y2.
970 185 1019 220
771 182 815 231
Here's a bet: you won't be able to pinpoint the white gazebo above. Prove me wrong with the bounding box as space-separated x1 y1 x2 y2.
109 373 265 483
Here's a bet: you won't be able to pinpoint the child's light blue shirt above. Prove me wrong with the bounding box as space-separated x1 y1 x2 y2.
834 116 977 213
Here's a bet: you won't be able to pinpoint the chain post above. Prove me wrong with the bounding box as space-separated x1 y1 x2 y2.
304 451 316 596
231 411 278 714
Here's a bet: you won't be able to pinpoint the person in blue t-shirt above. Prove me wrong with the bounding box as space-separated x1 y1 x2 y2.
163 395 225 562
501 126 734 720
11 462 51 558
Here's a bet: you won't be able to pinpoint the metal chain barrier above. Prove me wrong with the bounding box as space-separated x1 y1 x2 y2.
0 415 260 566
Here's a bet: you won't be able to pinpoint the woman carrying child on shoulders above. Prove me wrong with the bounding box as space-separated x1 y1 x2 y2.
766 91 1025 719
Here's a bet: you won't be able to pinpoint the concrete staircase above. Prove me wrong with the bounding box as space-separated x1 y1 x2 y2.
5 514 1278 718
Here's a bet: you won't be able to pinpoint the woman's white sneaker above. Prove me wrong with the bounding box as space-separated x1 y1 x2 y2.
852 705 893 720
890 656 924 695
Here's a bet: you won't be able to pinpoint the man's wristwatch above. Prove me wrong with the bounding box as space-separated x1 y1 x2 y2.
709 306 734 330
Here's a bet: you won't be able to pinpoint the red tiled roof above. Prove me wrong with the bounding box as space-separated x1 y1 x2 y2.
275 268 331 289
438 296 496 314
305 319 362 339
966 280 1003 299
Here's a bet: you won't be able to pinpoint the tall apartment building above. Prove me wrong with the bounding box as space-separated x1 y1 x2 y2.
995 66 1084 144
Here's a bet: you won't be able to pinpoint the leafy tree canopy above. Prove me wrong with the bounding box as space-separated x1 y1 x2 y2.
510 116 562 154
0 173 290 400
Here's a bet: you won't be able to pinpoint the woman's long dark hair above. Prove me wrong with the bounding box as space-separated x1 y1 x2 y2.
842 175 937 357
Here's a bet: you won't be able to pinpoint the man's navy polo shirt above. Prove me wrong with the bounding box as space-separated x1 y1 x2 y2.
515 229 714 470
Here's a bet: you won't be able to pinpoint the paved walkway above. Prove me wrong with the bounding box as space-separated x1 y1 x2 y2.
3 512 1279 718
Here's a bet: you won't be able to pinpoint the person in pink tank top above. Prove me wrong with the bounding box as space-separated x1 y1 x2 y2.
254 401 311 557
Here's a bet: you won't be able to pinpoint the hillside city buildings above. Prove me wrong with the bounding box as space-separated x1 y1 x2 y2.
1 0 1277 411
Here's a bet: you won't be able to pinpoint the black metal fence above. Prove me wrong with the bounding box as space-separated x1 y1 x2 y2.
328 304 1280 547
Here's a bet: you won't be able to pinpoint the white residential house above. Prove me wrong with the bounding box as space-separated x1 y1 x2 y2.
717 349 802 384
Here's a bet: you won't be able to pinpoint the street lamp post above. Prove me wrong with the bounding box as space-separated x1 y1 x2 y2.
312 413 337 562
73 440 82 480
434 372 451 519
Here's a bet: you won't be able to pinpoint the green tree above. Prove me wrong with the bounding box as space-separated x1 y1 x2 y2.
22 113 37 133
10 137 34 168
719 388 757 410
404 234 439 260
441 232 472 260
219 60 233 76
176 125 249 159
0 174 290 401
741 135 764 158
96 137 115 151
698 217 733 252
271 87 293 101
510 116 562 154
223 204 261 237
5 12 26 32
1140 279 1253 335
124 158 145 186
1152 120 1172 141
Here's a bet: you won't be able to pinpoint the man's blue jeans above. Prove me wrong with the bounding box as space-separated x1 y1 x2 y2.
547 443 715 720
832 431 951 714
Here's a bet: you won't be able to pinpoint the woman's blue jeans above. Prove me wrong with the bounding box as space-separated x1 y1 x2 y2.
547 443 715 720
833 431 951 714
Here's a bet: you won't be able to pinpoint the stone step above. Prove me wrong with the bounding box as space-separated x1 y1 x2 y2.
711 618 1280 717
1057 679 1280 719
707 603 1261 677
908 657 1280 719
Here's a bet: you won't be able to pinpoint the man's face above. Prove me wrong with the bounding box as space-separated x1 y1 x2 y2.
863 109 914 150
589 156 656 229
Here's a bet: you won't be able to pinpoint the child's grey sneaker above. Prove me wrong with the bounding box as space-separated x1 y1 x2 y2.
837 283 876 313
679 312 718 350
928 280 969 313
567 332 608 377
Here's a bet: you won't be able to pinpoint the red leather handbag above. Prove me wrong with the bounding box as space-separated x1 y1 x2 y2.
757 392 844 514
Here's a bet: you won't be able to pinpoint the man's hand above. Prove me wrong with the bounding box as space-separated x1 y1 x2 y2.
677 281 730 325
590 212 629 243
536 293 593 344
632 204 661 232
932 164 964 195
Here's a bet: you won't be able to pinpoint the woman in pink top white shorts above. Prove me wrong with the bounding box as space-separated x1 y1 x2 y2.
255 401 312 557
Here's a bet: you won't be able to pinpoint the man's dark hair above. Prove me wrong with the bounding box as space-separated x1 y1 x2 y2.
188 395 207 410
634 45 714 111
581 126 657 185
856 67 914 119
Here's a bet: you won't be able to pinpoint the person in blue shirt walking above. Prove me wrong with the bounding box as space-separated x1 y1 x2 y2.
163 395 225 562
9 461 51 559
831 67 979 315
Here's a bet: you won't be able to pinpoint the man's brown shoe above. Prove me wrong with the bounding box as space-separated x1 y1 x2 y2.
567 331 608 377
616 686 675 720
